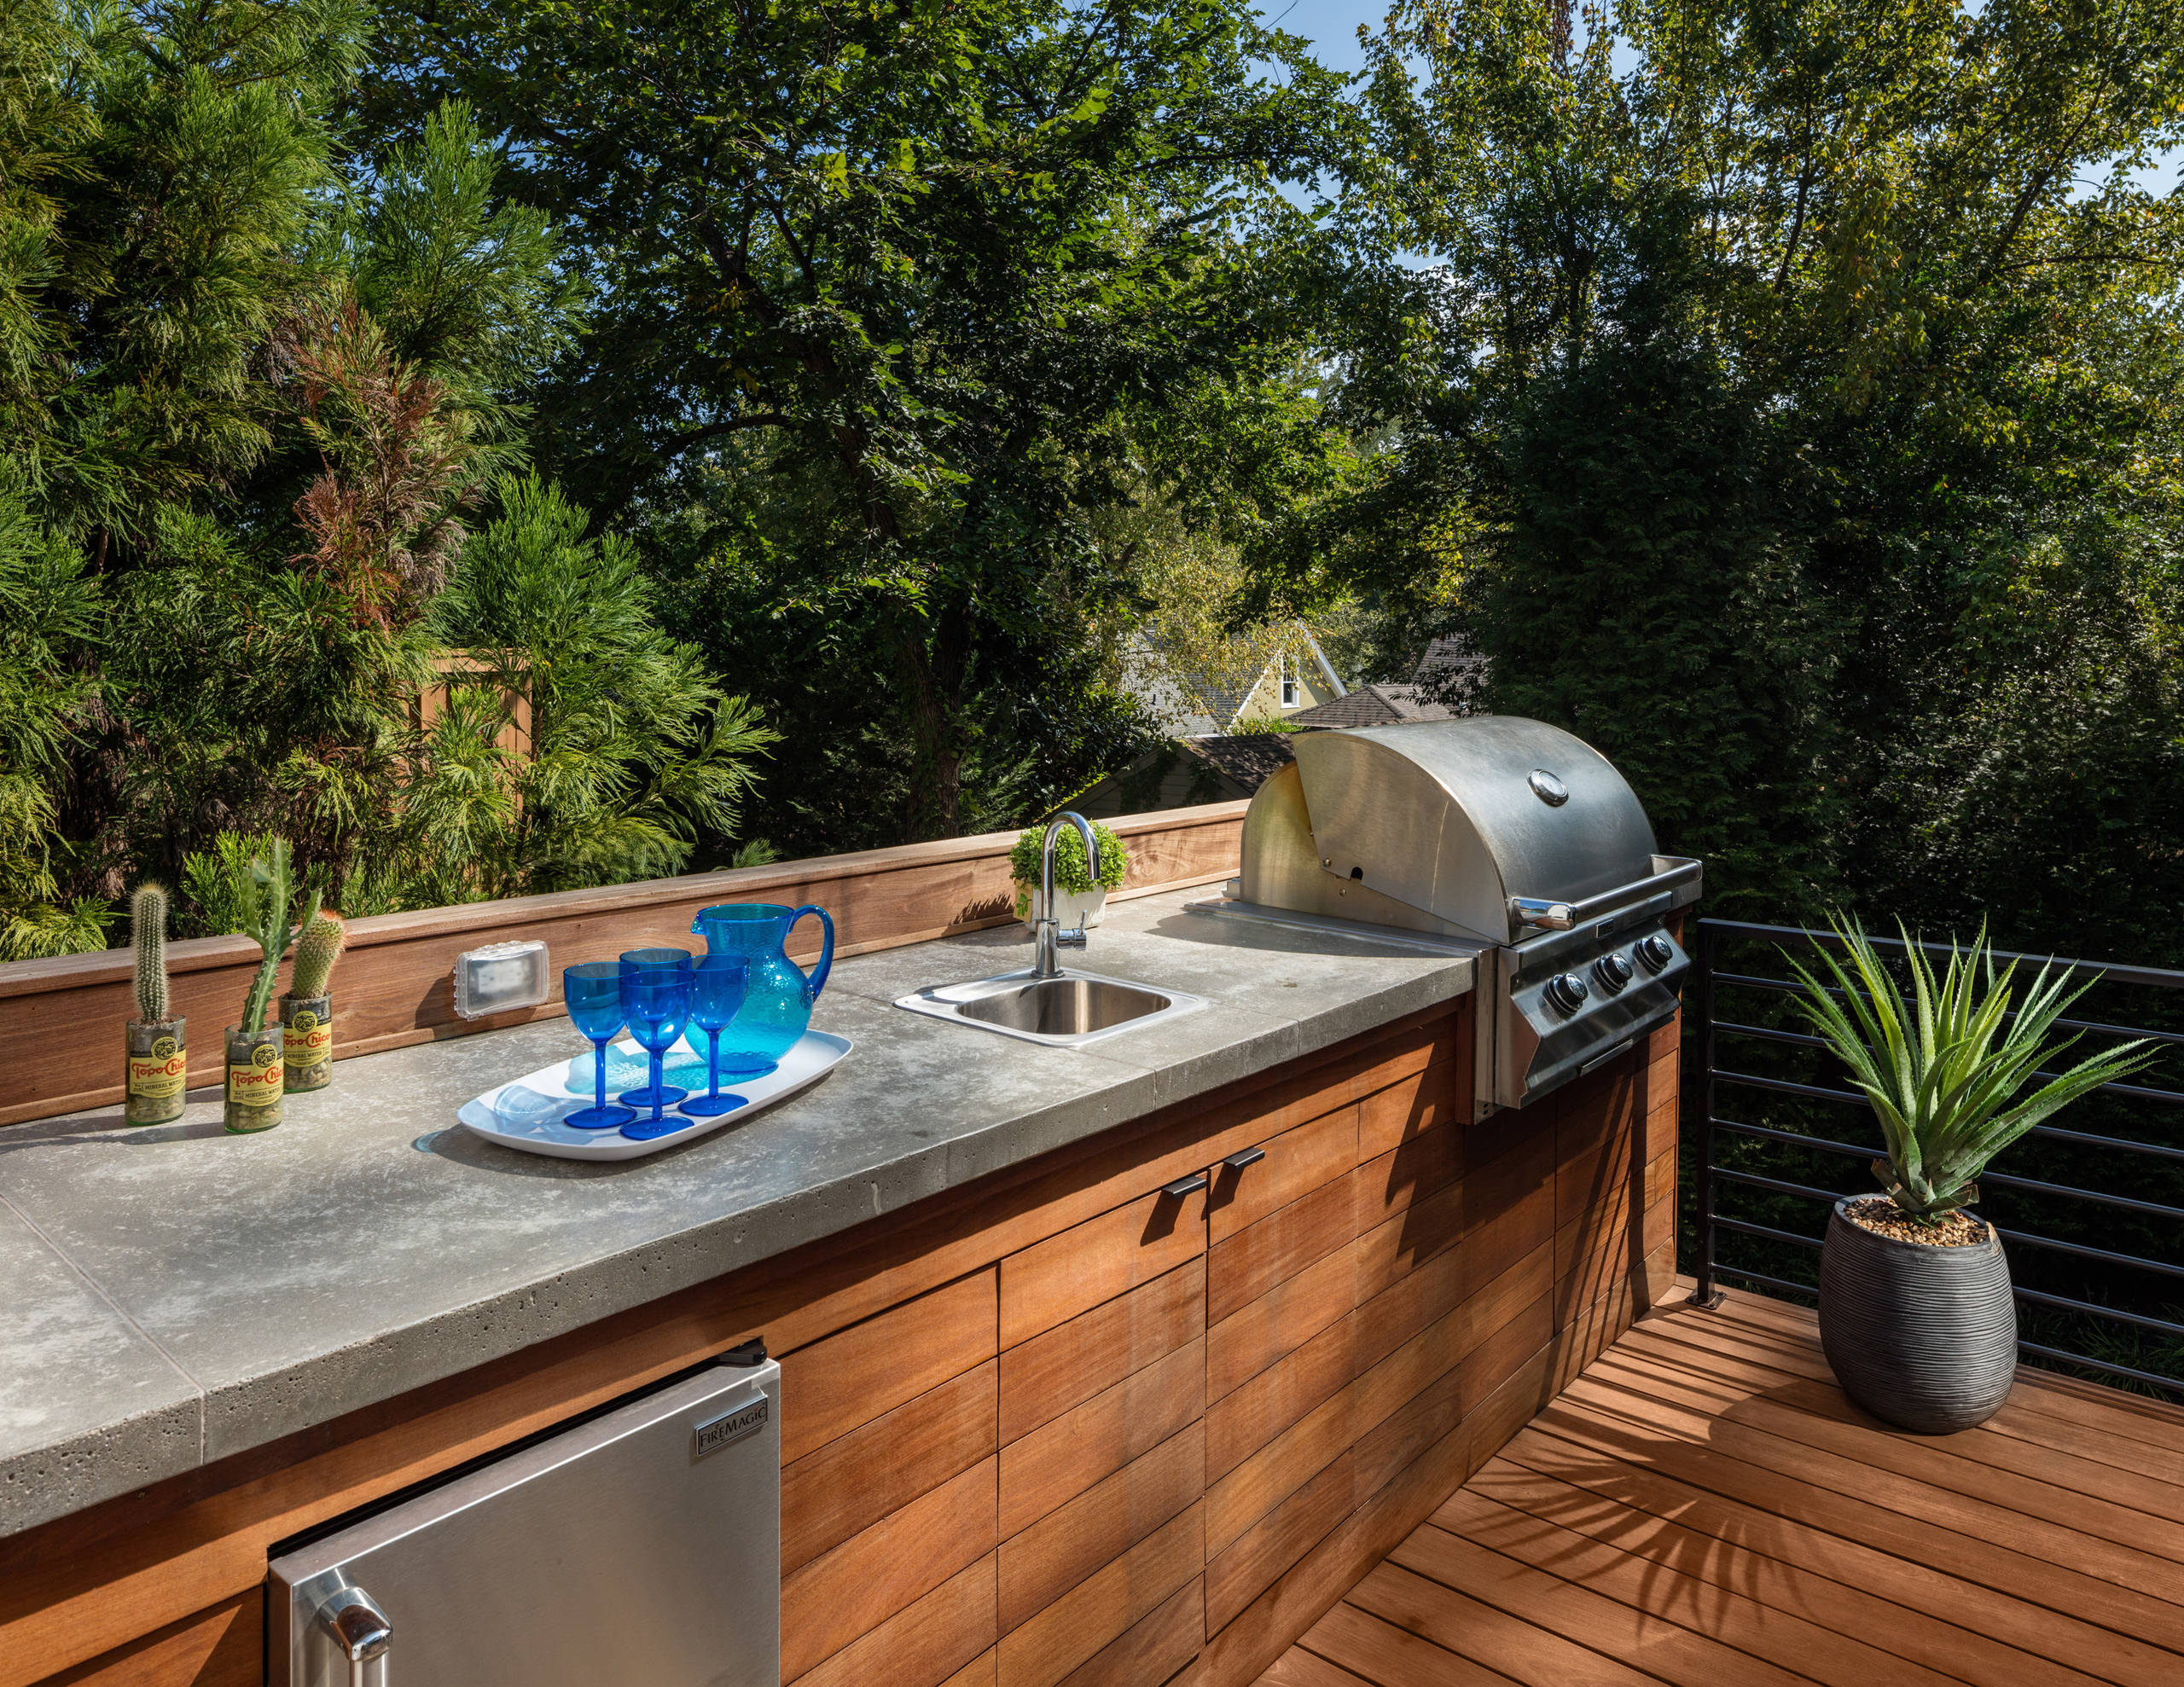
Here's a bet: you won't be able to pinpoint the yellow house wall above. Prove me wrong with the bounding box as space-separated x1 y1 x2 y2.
1233 655 1341 724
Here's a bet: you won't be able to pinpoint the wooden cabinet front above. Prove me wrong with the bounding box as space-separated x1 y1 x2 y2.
13 994 1680 1687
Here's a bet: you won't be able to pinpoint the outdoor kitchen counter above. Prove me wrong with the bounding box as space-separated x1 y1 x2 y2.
0 885 1480 1539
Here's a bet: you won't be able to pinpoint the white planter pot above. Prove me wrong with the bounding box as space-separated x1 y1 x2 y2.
1014 883 1107 931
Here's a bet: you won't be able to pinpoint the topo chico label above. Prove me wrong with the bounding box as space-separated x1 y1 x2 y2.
129 1035 187 1099
284 1008 332 1069
228 1040 284 1107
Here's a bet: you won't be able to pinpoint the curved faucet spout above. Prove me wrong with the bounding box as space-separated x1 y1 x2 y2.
1033 811 1101 980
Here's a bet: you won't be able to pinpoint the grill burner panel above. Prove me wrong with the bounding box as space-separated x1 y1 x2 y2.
1195 716 1700 1112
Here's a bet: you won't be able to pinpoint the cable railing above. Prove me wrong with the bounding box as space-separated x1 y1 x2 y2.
1689 918 2184 1399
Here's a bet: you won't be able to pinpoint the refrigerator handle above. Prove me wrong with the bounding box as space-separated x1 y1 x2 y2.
317 1584 393 1687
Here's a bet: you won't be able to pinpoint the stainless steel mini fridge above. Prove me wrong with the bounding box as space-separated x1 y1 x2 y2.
270 1357 781 1687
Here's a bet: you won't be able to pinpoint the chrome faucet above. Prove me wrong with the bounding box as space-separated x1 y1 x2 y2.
1031 811 1101 981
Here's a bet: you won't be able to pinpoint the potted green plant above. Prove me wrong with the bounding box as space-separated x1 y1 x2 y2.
224 839 321 1133
281 913 346 1093
123 884 188 1125
1009 820 1127 932
1787 915 2153 1433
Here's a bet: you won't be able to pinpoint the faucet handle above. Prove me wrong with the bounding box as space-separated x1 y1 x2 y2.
1056 928 1088 950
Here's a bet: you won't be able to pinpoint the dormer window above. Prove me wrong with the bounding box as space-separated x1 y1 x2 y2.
1280 652 1298 708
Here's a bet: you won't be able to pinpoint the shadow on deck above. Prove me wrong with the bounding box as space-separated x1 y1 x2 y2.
1260 1286 2184 1687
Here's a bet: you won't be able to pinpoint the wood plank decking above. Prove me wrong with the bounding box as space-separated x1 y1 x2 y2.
1259 1286 2184 1687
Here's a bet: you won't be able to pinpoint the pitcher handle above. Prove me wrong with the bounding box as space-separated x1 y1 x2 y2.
787 905 834 1000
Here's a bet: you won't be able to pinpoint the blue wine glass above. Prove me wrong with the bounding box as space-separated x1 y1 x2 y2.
621 964 693 1131
562 963 638 1131
679 954 751 1118
618 948 692 1107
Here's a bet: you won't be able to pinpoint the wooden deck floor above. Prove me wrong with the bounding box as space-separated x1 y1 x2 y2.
1259 1286 2184 1687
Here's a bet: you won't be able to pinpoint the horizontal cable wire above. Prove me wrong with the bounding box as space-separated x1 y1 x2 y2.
1707 1264 1819 1301
2011 1286 2184 1342
1985 1225 2184 1282
1711 1167 1843 1203
1699 919 2184 991
1711 1117 1869 1160
1978 1169 2184 1226
2016 1341 2184 1397
1717 1059 2184 1110
1710 1214 1824 1250
1710 971 2184 1056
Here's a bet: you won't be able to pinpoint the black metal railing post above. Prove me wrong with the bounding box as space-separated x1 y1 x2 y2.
1692 920 1724 1309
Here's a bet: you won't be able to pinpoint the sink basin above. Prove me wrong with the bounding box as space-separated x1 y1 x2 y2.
894 968 1207 1047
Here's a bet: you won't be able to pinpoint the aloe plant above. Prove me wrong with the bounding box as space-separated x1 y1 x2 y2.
236 840 322 1035
1786 915 2158 1225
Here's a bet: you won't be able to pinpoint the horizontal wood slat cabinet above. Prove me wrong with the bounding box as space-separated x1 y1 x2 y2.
11 991 1682 1687
0 803 1246 1128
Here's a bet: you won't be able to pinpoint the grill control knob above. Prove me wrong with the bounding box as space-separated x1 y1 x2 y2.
1543 972 1589 1014
1635 934 1676 972
1594 952 1635 993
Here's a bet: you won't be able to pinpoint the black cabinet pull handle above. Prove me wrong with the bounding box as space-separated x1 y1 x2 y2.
1222 1147 1266 1173
1161 1173 1210 1199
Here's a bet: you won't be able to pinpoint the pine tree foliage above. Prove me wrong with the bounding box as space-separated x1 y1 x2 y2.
0 470 107 959
368 477 781 907
0 3 774 949
30 0 369 543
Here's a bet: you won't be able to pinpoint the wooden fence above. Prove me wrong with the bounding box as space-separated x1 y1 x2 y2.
0 803 1246 1128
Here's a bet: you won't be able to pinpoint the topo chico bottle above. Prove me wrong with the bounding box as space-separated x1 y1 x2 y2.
224 1023 285 1131
124 1016 188 1125
281 993 334 1093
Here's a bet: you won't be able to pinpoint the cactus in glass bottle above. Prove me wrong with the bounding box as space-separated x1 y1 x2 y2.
282 912 346 1092
227 839 320 1131
124 883 188 1124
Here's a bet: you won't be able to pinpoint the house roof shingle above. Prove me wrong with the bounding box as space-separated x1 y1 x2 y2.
1184 733 1299 787
1286 683 1456 729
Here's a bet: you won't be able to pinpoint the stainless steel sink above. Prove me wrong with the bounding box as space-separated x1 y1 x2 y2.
894 968 1207 1047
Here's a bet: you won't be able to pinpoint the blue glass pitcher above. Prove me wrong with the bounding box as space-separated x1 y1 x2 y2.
688 902 834 1077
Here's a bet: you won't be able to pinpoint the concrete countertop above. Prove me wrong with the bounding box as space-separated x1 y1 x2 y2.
0 887 1478 1538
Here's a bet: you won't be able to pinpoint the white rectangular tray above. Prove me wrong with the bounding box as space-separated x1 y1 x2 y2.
456 1030 851 1161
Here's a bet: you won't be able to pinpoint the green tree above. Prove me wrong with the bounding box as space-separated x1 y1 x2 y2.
363 476 781 907
357 0 1350 840
22 0 369 551
0 3 777 945
0 472 106 958
1265 0 2184 941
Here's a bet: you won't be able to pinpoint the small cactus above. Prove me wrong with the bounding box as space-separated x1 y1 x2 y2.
131 883 171 1023
290 913 346 1000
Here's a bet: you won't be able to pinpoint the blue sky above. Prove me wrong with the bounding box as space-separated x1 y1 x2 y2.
1258 0 1380 75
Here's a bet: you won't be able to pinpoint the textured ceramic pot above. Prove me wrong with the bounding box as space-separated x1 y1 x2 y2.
1818 1196 2016 1433
124 1016 188 1125
224 1023 285 1132
281 993 334 1092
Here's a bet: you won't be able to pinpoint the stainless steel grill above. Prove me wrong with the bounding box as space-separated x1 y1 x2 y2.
1194 716 1700 1113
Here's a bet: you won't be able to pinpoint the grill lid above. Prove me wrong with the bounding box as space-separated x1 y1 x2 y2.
1288 717 1658 942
